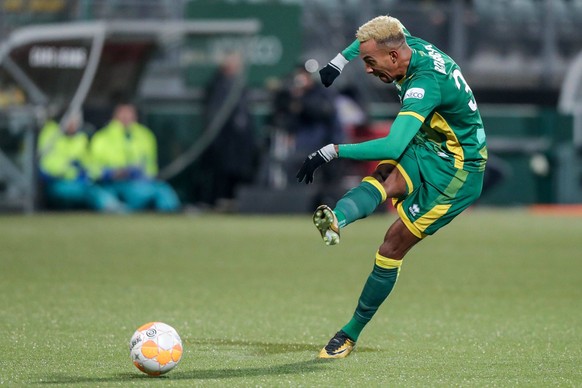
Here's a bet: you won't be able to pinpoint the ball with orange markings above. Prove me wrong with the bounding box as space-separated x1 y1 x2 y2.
129 322 183 376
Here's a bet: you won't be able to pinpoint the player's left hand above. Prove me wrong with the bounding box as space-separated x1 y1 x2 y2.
296 144 338 184
319 53 349 87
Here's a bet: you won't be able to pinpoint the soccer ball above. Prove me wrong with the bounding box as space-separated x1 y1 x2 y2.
129 322 183 376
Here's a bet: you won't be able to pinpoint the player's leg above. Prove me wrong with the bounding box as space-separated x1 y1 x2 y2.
319 147 485 359
318 219 420 359
313 162 406 245
335 162 405 227
340 164 485 345
318 148 421 358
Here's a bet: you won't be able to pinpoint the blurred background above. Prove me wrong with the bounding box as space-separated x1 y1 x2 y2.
1 0 582 213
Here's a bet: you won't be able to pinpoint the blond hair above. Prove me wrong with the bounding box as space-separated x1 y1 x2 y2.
356 16 405 47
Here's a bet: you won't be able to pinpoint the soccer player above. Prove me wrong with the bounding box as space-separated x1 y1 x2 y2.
296 15 487 359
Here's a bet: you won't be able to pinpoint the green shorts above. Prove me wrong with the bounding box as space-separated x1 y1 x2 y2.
380 142 485 239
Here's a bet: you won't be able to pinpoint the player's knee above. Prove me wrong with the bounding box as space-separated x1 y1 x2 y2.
378 220 420 260
378 241 404 261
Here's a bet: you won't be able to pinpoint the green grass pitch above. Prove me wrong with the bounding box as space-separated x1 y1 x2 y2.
1 208 581 386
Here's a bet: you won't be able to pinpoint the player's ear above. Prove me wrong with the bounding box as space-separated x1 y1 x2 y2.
390 50 398 63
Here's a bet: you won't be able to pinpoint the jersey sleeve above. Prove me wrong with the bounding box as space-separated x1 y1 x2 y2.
399 72 441 122
341 39 360 61
337 114 421 161
336 73 441 162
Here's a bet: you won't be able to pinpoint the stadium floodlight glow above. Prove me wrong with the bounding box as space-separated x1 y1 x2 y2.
304 58 319 73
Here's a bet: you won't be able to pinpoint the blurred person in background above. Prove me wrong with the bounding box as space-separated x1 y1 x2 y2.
197 52 258 211
90 101 181 212
272 65 346 203
288 66 345 157
297 15 487 359
37 110 125 212
335 85 369 136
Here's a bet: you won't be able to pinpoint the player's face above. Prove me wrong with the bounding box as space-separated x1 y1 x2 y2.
360 39 400 84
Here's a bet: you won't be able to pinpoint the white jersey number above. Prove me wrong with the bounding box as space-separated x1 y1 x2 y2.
452 69 477 112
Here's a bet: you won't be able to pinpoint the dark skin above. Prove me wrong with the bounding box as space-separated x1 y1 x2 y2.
334 38 420 260
372 163 419 260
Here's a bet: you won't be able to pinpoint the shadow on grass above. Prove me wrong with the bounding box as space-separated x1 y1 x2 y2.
33 338 380 384
35 360 326 384
185 337 379 355
187 337 318 355
173 358 327 380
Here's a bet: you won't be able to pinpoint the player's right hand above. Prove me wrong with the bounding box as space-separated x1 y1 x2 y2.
319 53 349 87
296 144 338 184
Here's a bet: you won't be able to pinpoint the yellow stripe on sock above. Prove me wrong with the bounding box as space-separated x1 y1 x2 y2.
361 176 387 203
375 252 403 269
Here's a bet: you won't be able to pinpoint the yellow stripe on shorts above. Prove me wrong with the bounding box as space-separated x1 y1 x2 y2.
413 204 452 233
377 160 398 167
376 160 413 194
395 163 413 194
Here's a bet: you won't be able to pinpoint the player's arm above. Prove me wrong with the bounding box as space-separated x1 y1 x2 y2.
337 114 421 160
319 40 360 87
297 73 440 183
295 114 421 184
338 72 439 161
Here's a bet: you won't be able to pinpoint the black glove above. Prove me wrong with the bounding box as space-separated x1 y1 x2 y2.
318 53 349 87
296 145 337 184
319 64 340 88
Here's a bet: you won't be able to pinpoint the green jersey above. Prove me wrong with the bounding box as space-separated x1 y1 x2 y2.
338 29 487 172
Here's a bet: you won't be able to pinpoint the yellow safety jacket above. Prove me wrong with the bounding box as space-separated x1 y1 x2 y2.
90 119 158 179
37 120 90 180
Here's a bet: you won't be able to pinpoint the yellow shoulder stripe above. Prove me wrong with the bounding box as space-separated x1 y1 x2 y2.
399 111 425 123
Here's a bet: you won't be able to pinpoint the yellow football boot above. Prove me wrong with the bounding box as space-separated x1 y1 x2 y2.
318 331 356 359
313 205 340 246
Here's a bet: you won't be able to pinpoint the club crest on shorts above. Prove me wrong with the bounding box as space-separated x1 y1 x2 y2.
408 203 420 217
